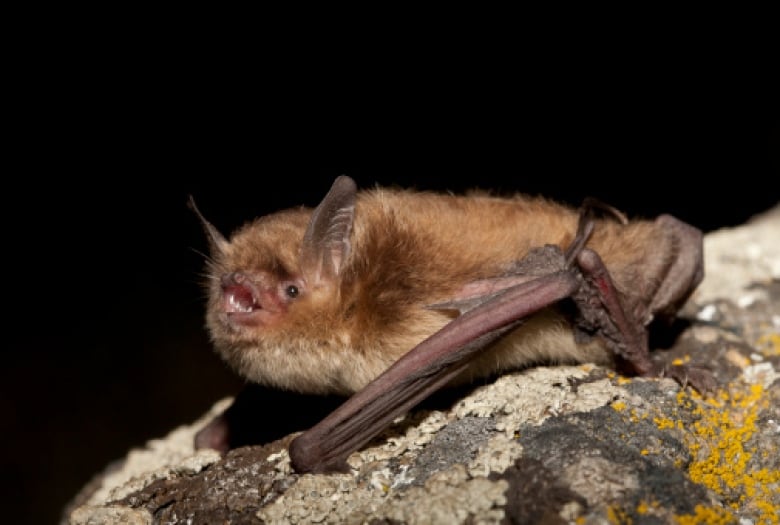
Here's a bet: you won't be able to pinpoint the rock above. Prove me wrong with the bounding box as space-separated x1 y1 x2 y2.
65 206 780 525
69 505 152 525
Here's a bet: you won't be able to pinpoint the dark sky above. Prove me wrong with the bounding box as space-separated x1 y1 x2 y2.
5 76 778 524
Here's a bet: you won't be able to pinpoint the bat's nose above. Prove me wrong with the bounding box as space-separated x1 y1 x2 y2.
221 272 248 288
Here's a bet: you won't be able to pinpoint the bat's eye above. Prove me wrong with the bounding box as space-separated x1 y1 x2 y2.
285 285 300 298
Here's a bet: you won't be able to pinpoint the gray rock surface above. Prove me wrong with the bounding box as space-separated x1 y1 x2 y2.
66 206 780 524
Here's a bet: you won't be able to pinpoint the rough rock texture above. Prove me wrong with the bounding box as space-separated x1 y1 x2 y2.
66 206 780 525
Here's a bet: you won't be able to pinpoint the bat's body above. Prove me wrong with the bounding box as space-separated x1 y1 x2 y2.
194 177 707 473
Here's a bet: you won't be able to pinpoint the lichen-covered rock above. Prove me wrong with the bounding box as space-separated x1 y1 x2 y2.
69 505 152 525
66 206 780 525
64 398 230 519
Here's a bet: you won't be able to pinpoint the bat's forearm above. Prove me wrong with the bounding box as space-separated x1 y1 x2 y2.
290 271 580 473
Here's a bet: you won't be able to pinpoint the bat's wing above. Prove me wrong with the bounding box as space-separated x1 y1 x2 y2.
289 268 580 473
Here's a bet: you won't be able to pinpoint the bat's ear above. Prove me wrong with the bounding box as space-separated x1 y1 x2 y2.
300 176 357 287
188 195 230 256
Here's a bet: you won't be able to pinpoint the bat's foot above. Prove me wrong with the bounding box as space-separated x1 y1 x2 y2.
654 363 718 395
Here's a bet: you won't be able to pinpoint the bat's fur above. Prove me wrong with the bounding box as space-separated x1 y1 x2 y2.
204 185 684 396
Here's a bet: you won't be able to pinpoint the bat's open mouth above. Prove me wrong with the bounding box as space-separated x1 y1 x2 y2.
221 283 266 328
224 284 260 314
219 273 282 328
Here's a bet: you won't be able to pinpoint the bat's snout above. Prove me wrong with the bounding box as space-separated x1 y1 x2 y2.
219 271 285 328
221 272 261 313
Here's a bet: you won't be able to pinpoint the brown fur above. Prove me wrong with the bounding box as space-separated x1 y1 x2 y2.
204 186 676 395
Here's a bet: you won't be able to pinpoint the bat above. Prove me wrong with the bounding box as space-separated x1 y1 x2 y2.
190 176 712 474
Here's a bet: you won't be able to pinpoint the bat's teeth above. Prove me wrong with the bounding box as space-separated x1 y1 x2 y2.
227 292 256 313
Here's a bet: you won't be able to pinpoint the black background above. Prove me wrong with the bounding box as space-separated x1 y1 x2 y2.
4 45 779 524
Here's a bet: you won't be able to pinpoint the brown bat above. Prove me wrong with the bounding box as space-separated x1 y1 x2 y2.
190 176 711 474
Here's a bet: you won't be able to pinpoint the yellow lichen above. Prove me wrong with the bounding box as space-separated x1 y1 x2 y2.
653 416 676 430
755 499 780 524
606 505 632 524
611 401 627 412
756 333 780 356
674 504 734 525
683 384 780 524
628 408 646 423
604 375 778 523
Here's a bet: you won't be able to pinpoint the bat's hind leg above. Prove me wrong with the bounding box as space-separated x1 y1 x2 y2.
574 248 655 376
574 240 715 393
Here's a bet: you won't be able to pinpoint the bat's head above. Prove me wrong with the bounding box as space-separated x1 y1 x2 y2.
190 176 363 394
